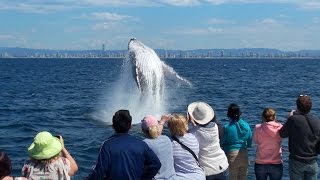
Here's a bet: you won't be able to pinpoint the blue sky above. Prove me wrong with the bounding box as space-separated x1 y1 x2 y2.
0 0 319 51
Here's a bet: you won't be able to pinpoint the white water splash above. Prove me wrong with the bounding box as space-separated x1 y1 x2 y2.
93 39 191 124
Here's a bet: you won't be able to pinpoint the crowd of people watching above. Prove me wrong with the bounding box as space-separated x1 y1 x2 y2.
1 95 320 180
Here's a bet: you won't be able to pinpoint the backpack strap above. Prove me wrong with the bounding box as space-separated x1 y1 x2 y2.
304 115 320 154
171 136 198 162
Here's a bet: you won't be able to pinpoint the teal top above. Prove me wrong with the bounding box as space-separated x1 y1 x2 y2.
221 118 252 153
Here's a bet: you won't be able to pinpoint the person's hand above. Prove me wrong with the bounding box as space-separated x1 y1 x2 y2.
160 114 171 125
289 110 297 117
56 135 65 148
187 113 196 127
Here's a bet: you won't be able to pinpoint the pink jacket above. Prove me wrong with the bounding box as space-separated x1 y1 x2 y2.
253 121 283 164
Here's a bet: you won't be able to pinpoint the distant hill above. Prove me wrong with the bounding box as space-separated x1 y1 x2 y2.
1 47 320 58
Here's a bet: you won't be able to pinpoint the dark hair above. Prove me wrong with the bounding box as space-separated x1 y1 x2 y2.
112 110 132 133
227 103 241 121
296 95 312 114
0 151 12 178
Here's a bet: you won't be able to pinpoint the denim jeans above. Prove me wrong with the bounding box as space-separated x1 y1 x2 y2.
206 168 229 180
289 158 318 180
254 163 283 180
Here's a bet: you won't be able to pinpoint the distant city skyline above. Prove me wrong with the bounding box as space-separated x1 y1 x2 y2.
0 0 319 51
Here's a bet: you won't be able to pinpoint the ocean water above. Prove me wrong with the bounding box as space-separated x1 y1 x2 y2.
1 58 320 179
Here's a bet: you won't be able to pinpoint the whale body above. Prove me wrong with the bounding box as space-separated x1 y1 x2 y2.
128 38 191 96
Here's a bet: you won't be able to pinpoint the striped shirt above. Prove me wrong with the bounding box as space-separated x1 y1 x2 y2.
172 133 205 180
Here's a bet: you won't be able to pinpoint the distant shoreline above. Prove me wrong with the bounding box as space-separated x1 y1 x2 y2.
1 57 320 60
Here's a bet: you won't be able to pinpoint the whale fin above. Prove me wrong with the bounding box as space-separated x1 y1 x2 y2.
161 61 192 87
135 65 142 92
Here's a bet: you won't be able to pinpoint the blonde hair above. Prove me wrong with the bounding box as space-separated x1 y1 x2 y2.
167 114 188 136
31 153 61 164
262 108 276 122
143 125 159 139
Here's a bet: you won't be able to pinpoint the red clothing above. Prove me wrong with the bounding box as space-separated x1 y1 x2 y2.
254 121 283 164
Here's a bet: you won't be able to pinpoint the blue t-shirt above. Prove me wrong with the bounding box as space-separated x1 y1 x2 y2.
144 135 177 180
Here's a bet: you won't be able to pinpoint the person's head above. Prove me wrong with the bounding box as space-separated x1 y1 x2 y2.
112 110 132 133
296 95 312 114
167 114 188 136
262 108 276 122
0 151 12 179
27 131 62 163
141 115 159 139
187 102 215 126
227 103 241 121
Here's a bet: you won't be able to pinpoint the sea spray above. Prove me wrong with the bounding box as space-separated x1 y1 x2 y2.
93 39 191 124
93 55 167 124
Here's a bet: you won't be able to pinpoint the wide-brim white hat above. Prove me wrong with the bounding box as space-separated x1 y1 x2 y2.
188 102 215 125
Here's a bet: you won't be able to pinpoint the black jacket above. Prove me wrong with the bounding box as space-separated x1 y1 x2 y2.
279 113 320 163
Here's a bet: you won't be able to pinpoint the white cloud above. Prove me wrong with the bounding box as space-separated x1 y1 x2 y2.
31 28 38 33
208 27 223 33
160 0 200 6
74 12 133 22
259 18 279 25
0 0 158 13
1 0 320 13
208 18 234 24
0 1 70 13
301 1 320 10
0 34 27 47
0 34 16 40
77 0 158 6
91 12 132 21
313 17 320 24
174 26 224 35
92 22 120 30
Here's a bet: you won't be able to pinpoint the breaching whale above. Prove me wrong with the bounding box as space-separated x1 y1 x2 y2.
128 38 191 96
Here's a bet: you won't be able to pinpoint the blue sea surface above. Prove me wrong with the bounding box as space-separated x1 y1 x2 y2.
1 58 320 179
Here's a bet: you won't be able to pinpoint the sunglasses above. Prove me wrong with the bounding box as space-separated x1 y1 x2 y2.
299 94 308 97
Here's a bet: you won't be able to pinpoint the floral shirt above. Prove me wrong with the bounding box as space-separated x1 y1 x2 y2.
22 157 71 180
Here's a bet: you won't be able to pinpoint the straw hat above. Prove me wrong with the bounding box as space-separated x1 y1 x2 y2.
187 102 215 125
28 131 62 160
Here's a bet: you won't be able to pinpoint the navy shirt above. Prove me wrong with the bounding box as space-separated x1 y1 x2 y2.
88 133 161 180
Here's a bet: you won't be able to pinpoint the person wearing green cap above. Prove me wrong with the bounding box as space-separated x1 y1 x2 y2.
21 131 78 179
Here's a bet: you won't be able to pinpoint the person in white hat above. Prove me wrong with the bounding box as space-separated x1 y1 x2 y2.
188 101 229 180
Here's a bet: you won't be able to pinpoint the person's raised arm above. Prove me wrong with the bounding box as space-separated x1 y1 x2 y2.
62 147 78 176
58 135 78 176
279 111 294 138
158 114 171 134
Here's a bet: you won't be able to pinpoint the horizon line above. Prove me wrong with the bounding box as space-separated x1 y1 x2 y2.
1 46 320 52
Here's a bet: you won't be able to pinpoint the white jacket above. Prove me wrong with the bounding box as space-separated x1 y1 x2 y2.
189 122 229 176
